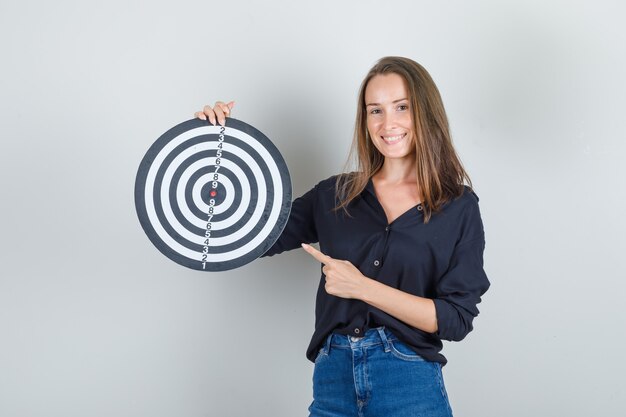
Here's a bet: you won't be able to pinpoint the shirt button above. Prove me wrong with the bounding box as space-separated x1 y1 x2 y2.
417 204 423 211
354 328 361 335
374 260 380 266
385 226 389 232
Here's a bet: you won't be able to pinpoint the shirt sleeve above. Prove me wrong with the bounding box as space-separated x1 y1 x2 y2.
261 183 319 257
432 198 491 341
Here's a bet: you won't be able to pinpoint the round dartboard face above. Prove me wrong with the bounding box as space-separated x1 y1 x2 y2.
135 118 292 271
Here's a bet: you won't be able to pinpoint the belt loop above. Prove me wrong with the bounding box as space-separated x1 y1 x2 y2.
324 332 333 355
377 327 391 352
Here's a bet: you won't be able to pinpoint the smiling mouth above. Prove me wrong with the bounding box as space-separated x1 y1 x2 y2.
381 133 406 144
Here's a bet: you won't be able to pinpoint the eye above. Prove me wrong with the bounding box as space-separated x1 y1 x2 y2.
369 108 381 115
397 104 409 111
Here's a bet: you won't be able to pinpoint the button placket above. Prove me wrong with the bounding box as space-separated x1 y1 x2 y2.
373 225 390 268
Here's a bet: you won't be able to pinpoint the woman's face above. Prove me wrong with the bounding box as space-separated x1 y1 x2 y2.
365 73 415 163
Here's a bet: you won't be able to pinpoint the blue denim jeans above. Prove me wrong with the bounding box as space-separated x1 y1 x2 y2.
308 327 453 417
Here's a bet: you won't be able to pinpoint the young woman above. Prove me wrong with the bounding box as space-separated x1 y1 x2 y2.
196 56 490 417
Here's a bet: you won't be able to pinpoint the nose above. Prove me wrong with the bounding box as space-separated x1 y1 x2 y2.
382 112 398 130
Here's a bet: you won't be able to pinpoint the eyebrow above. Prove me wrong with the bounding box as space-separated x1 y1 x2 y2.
365 98 409 107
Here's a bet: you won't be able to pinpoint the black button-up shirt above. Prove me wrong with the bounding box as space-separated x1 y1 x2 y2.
262 175 490 365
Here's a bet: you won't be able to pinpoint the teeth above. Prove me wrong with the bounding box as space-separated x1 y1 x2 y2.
382 134 405 143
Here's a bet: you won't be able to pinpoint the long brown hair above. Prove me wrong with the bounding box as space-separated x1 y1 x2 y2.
335 56 472 222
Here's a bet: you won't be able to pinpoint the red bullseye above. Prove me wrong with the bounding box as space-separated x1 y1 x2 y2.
210 189 217 197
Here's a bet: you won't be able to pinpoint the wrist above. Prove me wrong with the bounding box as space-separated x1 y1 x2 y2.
359 276 377 303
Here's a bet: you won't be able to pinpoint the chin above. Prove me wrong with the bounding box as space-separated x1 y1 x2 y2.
375 145 414 161
385 153 414 161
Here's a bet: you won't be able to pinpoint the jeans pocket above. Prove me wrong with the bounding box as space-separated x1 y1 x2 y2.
388 339 426 362
314 346 328 363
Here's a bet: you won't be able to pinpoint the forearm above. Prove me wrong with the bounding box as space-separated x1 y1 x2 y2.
300 244 440 334
360 277 438 334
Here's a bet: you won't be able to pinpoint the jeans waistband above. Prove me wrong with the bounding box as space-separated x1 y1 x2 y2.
321 327 398 355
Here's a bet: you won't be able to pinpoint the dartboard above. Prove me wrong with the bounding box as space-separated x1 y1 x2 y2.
135 118 292 271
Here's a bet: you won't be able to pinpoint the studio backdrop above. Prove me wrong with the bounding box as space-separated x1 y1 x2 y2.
1 1 624 416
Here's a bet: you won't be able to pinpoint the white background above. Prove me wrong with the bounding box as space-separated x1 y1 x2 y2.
1 1 625 416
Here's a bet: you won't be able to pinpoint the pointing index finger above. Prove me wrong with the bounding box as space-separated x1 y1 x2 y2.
301 243 332 265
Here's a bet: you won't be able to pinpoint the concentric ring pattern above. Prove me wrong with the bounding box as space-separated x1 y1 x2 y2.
135 118 292 271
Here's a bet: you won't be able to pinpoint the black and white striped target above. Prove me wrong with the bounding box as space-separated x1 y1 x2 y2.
135 118 292 271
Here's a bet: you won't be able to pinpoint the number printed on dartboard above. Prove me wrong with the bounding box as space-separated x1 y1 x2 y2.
202 125 226 269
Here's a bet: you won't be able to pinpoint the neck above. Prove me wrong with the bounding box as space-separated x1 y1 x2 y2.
375 157 417 184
